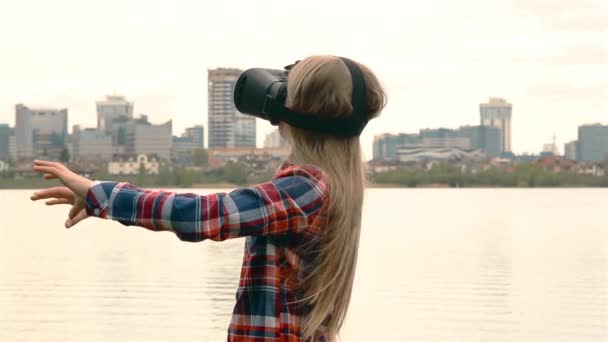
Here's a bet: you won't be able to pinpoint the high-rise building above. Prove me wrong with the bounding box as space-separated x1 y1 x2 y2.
15 104 68 159
480 97 512 152
208 68 256 148
97 95 134 137
0 124 11 161
564 140 578 161
577 124 608 162
72 125 113 161
263 129 288 149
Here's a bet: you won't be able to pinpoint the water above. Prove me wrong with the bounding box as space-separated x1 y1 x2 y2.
1 188 606 341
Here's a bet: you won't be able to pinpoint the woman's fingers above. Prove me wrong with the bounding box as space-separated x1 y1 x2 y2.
68 202 83 220
31 187 74 202
65 209 88 229
33 160 93 198
33 165 65 182
45 198 72 206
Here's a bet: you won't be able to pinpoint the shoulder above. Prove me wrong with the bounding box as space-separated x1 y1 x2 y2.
272 161 329 200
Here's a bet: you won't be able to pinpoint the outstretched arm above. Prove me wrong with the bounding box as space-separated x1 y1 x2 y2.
85 177 326 242
31 160 328 241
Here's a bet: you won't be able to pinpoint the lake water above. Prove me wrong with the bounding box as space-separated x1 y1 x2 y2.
0 189 606 341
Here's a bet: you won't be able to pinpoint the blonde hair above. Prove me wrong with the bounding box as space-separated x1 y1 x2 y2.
283 55 387 339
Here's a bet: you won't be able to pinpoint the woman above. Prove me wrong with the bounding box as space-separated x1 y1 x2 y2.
31 55 386 341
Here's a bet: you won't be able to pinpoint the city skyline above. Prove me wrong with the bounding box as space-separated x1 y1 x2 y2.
0 0 606 158
2 94 608 158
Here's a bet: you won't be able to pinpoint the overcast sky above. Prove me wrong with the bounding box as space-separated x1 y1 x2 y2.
0 0 606 158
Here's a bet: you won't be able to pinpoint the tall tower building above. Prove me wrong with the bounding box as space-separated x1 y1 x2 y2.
15 104 68 159
207 68 256 148
96 95 134 139
480 97 512 153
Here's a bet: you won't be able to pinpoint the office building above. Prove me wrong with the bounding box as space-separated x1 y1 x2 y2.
564 140 577 161
374 125 502 161
578 124 608 162
208 68 256 148
480 97 512 152
458 125 502 158
72 125 113 161
171 125 205 164
127 115 172 161
15 104 68 159
184 125 205 149
373 133 420 160
419 128 471 150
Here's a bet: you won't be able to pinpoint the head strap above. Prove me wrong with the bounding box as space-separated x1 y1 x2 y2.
263 57 369 137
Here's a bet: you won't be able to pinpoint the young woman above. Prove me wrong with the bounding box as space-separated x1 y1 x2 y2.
31 55 386 341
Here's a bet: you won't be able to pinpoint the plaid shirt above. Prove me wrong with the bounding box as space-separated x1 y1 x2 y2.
85 161 331 341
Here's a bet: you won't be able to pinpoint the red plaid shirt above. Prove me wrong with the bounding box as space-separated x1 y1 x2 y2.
85 161 332 341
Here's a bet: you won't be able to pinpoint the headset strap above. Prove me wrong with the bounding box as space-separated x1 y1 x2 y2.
264 57 369 137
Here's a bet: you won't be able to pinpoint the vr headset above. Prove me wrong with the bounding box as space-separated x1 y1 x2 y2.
233 57 368 137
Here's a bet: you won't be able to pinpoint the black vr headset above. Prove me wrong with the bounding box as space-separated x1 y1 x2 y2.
233 57 368 137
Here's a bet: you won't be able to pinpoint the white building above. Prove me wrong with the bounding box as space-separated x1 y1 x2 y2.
97 95 134 136
208 68 256 148
0 160 8 172
15 104 68 159
263 129 288 148
108 154 160 175
397 147 485 163
564 140 577 160
480 97 512 153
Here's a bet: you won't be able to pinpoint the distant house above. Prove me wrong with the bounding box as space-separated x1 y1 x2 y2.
573 163 605 177
0 160 8 173
108 154 159 175
536 156 576 173
207 147 290 168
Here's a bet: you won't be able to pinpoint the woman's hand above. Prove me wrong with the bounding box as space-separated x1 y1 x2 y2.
30 160 95 228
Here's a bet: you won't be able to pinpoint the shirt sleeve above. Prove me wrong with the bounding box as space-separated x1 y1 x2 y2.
84 176 327 242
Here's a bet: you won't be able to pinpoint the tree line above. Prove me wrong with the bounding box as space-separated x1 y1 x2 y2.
371 162 608 188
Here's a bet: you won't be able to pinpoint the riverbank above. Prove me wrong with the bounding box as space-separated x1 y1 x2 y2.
3 178 607 190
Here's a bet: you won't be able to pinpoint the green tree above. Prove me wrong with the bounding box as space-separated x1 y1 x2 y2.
137 162 146 186
193 149 209 167
157 162 175 186
94 162 110 180
224 161 248 185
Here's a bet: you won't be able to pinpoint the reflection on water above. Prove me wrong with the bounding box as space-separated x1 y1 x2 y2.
1 189 607 341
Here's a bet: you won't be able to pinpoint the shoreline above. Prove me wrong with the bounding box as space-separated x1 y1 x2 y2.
3 180 607 190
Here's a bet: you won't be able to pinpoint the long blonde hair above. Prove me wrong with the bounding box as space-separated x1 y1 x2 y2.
283 55 387 339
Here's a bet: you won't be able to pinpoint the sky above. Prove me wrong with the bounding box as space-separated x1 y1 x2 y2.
0 0 606 159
